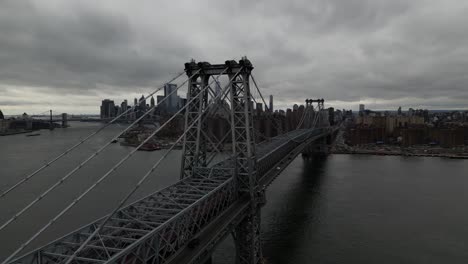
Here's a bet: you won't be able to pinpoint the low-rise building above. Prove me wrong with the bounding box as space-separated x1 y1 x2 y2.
0 120 11 133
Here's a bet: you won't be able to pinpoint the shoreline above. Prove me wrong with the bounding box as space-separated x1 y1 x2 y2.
0 130 33 136
332 150 468 159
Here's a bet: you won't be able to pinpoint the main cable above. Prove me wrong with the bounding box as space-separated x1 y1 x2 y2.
0 71 185 199
251 74 316 143
1 67 234 264
0 70 200 233
61 68 239 264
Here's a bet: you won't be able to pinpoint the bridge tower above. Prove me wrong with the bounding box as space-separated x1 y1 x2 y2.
302 99 332 156
180 57 263 264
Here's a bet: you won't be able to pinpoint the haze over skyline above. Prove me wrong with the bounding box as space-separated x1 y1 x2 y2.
1 0 468 115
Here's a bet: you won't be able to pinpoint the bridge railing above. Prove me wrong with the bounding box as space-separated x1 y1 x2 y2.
12 168 236 264
107 173 236 264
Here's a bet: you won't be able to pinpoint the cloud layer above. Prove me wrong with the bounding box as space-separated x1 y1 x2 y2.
1 0 467 114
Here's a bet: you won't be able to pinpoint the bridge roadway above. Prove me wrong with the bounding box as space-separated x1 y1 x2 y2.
11 128 331 264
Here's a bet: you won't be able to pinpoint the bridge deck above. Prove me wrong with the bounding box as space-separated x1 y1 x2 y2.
12 128 329 264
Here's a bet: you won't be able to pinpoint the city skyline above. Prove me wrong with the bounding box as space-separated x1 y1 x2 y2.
1 1 468 114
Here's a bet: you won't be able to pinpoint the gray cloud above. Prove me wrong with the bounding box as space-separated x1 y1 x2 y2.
0 0 467 114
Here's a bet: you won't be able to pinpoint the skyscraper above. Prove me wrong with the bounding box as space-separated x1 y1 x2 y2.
120 100 128 119
150 96 155 107
256 102 263 113
359 104 365 112
139 95 147 114
100 99 115 118
164 83 178 113
269 95 273 112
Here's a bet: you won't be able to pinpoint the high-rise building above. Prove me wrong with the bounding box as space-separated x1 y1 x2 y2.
121 100 128 110
120 100 128 119
134 98 138 106
100 99 115 118
164 83 178 113
139 95 146 106
150 96 155 107
0 109 4 120
269 95 273 112
359 104 365 112
157 95 165 106
138 95 147 116
256 102 263 113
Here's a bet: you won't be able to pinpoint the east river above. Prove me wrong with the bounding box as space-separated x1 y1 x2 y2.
1 122 468 263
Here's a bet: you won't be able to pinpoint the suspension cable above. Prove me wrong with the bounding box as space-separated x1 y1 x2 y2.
61 69 238 264
296 104 308 129
0 70 200 233
0 71 185 200
250 74 318 143
1 67 237 264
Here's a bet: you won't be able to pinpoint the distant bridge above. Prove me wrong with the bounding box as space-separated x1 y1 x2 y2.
2 58 339 264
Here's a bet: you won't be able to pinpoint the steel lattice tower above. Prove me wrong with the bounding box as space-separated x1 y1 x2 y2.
179 58 263 264
180 61 210 180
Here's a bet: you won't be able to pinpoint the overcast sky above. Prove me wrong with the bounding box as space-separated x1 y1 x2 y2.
1 0 467 115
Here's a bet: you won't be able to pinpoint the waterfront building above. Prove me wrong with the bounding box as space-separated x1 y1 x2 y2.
0 119 11 133
100 99 116 119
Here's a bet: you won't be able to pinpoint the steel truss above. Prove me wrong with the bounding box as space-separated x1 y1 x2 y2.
179 58 263 264
9 59 335 264
12 168 236 264
11 128 330 264
180 63 210 180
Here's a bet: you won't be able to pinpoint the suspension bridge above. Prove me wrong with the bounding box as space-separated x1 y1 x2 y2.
0 57 339 264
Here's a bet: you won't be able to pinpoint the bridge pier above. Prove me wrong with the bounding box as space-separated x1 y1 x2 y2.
302 135 333 157
233 207 263 264
203 256 212 264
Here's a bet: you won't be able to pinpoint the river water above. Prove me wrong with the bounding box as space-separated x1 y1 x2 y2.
1 123 467 263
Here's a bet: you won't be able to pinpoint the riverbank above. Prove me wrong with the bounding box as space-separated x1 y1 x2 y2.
333 149 468 159
0 130 32 136
332 143 468 159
